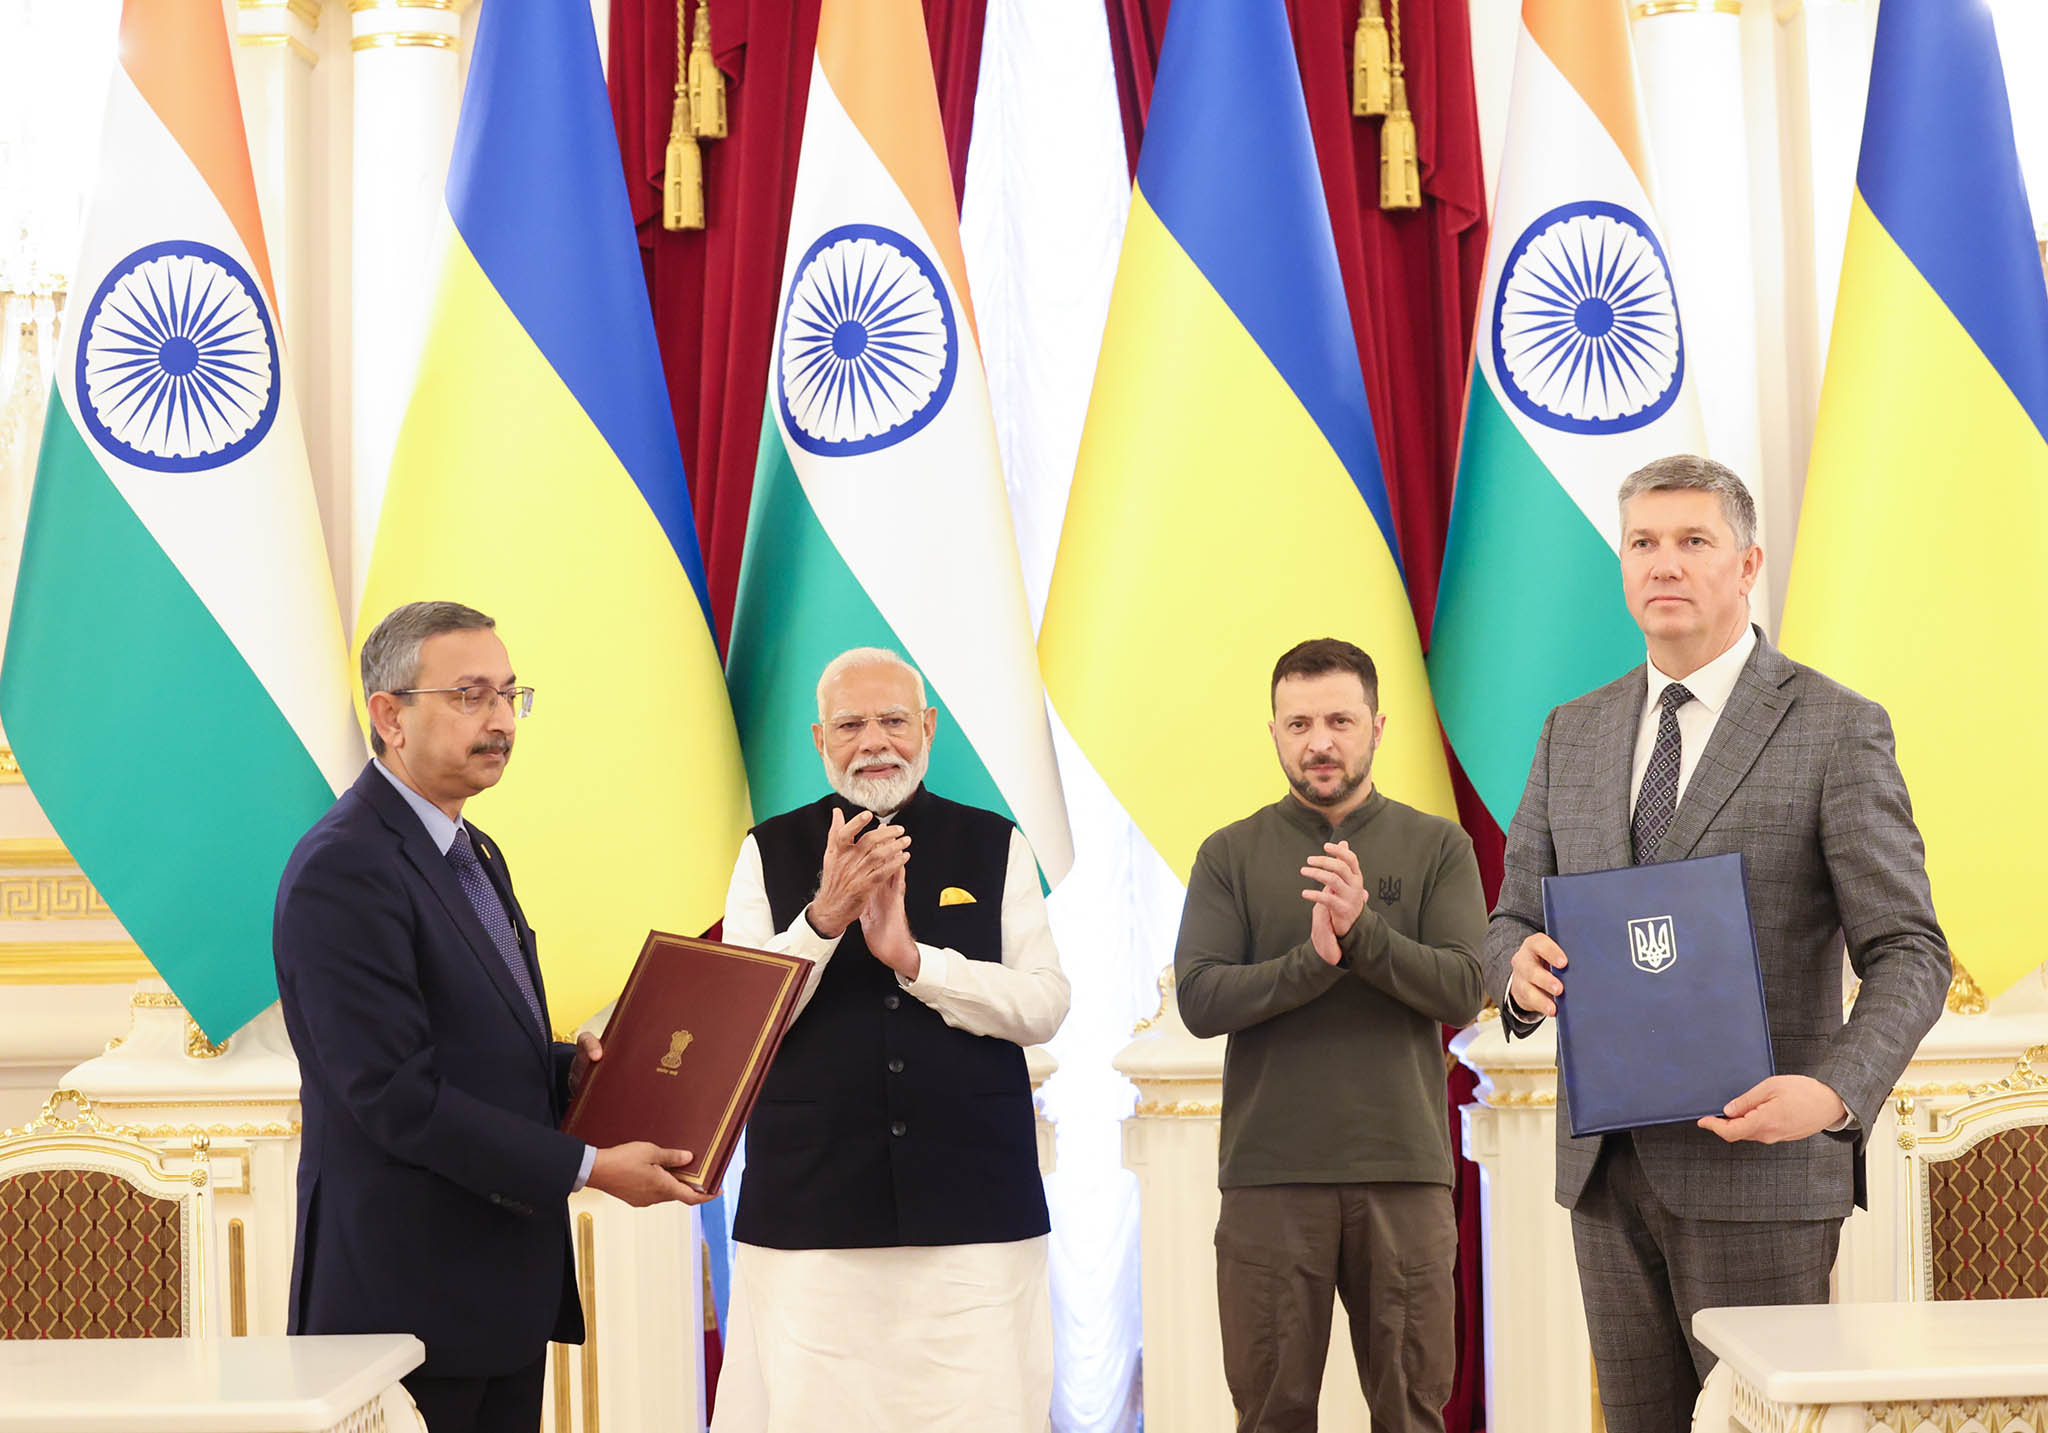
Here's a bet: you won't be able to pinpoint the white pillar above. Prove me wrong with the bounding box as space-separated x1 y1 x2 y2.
1631 1 1774 622
348 0 466 630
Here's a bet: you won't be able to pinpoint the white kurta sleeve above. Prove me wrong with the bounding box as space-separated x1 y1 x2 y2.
723 834 843 1017
897 828 1070 1047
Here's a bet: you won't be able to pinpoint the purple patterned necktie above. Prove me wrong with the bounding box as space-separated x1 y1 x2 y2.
1630 683 1696 865
447 826 545 1033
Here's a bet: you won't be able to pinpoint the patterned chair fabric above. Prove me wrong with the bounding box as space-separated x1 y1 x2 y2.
1926 1124 2048 1300
0 1167 186 1338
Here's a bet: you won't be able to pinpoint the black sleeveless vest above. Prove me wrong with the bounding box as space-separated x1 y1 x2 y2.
733 786 1051 1249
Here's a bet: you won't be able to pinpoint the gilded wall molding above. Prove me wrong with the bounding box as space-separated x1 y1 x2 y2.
1132 1098 1222 1118
0 749 23 784
0 839 69 868
241 0 322 24
0 940 152 984
351 30 457 51
0 875 111 919
237 33 320 66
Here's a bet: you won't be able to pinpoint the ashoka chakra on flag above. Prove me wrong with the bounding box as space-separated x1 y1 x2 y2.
1492 200 1684 436
75 239 280 473
776 222 957 457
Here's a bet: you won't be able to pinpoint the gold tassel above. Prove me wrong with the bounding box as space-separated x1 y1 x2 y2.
1353 0 1391 118
688 1 726 140
663 0 704 230
1380 68 1421 210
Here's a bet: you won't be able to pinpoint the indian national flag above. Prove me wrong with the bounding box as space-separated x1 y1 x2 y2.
726 0 1072 879
1 1 361 1039
1428 0 1707 827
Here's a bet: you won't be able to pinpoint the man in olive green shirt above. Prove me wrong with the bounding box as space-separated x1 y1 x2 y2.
1175 638 1487 1433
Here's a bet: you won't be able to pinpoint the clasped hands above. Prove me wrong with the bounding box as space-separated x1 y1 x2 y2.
1506 933 1849 1144
1301 840 1367 967
806 808 920 979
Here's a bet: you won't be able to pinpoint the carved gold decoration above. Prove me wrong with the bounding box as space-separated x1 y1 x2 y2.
241 0 321 23
0 941 152 983
228 1217 248 1336
1944 961 1988 1015
1631 0 1741 15
1133 1098 1222 1118
577 1212 600 1432
2 1087 117 1139
1867 1400 2048 1432
131 990 185 1009
237 33 319 65
351 30 457 51
0 838 75 867
1968 1044 2048 1098
116 1120 300 1141
1130 966 1177 1035
1478 1087 1558 1109
0 875 113 919
185 1018 231 1060
0 749 22 783
1896 1094 1918 1150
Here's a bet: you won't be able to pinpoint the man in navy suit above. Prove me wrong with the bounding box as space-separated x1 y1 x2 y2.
275 600 708 1433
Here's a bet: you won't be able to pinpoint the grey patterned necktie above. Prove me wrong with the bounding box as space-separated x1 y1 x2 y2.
447 826 545 1033
1631 682 1696 864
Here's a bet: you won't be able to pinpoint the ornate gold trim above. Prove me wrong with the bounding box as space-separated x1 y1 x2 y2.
237 32 319 66
1477 1087 1558 1109
0 941 153 984
2 1087 118 1138
0 838 75 868
0 875 112 919
117 1120 300 1141
131 990 183 1008
228 1218 248 1336
240 0 321 26
577 1213 600 1432
351 30 458 51
1945 961 1988 1016
186 1018 231 1060
1631 0 1740 15
1130 966 1176 1035
1132 1098 1221 1118
1969 1044 2048 1097
0 749 23 784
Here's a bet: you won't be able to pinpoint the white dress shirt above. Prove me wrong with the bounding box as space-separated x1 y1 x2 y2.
721 822 1069 1048
1628 623 1757 814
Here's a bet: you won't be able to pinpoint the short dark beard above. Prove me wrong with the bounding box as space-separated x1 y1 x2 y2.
1287 754 1370 809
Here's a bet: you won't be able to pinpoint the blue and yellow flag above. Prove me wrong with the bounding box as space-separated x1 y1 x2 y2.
358 2 749 1025
1779 0 2046 999
1038 0 1452 880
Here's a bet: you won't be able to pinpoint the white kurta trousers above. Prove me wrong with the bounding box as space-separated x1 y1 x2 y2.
709 1237 1054 1433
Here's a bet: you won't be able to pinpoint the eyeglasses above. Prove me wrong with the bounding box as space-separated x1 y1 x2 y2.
390 685 536 719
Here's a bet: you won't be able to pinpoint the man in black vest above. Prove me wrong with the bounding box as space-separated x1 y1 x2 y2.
710 647 1069 1433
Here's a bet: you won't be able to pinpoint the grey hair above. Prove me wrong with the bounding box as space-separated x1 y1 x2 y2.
815 647 927 720
360 601 496 755
1617 454 1758 551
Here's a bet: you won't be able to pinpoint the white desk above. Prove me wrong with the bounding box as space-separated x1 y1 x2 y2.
1694 1300 2048 1432
0 1334 425 1433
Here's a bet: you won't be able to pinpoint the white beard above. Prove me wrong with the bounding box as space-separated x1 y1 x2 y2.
830 743 930 813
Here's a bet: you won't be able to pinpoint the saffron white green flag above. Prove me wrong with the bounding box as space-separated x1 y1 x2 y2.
1429 0 1707 827
726 0 1072 878
1 0 360 1039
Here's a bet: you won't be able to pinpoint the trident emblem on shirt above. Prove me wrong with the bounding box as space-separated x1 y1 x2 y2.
1627 917 1677 974
657 1029 694 1075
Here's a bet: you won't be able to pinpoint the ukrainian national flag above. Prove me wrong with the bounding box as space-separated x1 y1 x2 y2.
357 2 748 1025
1038 0 1454 882
1779 0 2047 1000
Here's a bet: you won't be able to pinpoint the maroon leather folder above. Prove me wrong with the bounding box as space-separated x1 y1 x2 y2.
563 931 812 1193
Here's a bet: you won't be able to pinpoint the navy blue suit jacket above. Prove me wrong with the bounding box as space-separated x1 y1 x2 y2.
274 762 585 1377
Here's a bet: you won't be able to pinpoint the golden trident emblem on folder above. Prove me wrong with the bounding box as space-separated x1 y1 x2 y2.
657 1029 694 1076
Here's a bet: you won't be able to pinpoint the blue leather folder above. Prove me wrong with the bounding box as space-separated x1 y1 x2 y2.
1542 852 1774 1137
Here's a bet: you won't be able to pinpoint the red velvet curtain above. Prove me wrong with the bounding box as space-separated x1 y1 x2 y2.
1101 3 1495 1428
607 0 988 649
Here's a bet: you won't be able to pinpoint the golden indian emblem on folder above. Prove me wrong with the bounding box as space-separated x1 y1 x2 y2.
657 1029 694 1075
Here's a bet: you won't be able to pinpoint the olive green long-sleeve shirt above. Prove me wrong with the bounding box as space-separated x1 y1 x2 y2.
1174 789 1487 1188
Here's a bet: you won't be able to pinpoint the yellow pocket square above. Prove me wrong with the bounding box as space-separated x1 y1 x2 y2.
939 887 977 907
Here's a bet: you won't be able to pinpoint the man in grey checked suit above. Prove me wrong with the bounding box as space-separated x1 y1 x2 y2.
1482 455 1949 1433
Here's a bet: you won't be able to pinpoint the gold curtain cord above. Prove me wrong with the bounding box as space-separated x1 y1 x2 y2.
689 0 727 139
663 0 706 230
1354 0 1421 210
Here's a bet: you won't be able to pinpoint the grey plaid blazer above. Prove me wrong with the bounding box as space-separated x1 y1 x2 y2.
1481 629 1949 1221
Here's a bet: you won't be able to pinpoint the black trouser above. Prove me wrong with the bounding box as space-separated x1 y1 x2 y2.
402 1354 547 1433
